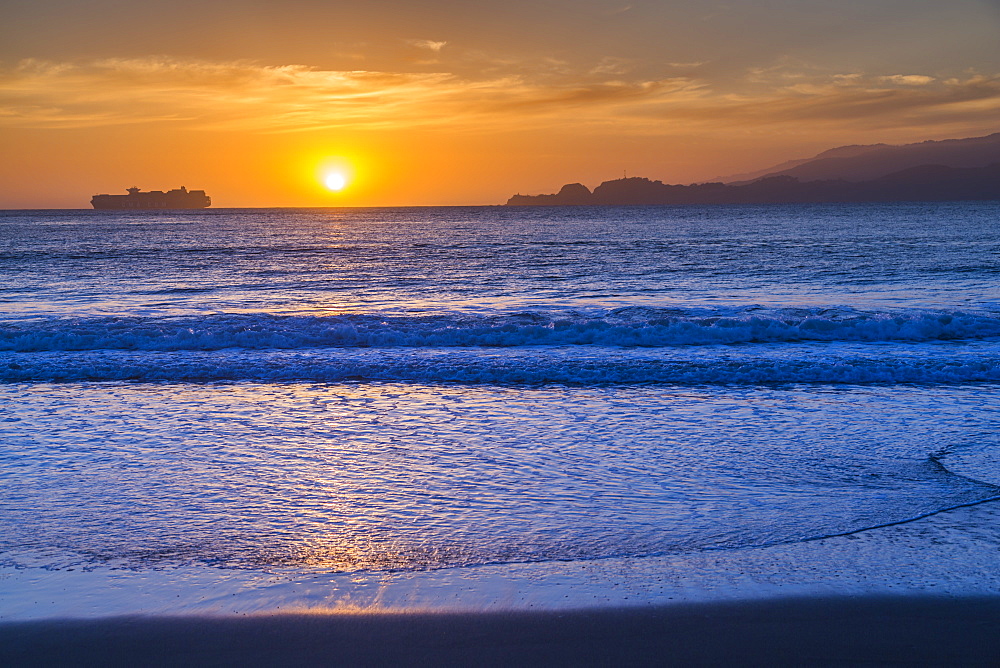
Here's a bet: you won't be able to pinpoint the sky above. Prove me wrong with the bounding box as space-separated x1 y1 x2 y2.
1 0 998 207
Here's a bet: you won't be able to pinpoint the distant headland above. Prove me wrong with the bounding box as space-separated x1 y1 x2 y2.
91 186 211 210
507 132 1000 206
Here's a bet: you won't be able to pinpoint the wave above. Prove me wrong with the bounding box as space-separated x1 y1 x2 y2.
3 348 999 385
2 306 1000 352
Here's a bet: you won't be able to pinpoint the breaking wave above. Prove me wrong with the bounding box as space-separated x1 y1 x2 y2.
2 306 999 352
3 347 999 385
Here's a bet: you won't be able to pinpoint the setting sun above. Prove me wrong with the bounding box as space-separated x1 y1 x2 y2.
325 172 348 192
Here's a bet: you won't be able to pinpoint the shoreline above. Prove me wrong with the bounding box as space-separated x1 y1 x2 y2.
5 493 1000 665
5 500 1000 618
4 595 1000 666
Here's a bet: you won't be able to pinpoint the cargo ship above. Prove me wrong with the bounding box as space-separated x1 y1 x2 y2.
91 186 211 209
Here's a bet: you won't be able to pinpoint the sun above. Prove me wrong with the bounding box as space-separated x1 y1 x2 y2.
324 171 348 191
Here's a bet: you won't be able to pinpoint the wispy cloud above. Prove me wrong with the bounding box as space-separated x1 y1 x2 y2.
637 73 1000 132
0 58 461 131
601 4 633 16
878 74 935 86
589 57 635 76
0 57 700 132
408 40 447 53
0 57 996 137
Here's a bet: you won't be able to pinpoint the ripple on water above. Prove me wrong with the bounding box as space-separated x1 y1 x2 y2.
1 382 998 572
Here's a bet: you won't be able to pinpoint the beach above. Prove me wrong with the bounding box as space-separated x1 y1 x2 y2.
5 595 1000 666
4 498 1000 664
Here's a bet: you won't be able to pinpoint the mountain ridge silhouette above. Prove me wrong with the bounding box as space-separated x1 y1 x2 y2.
507 132 1000 206
506 163 1000 206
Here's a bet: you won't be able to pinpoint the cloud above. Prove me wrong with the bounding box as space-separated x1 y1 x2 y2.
408 40 447 52
878 74 936 86
589 57 635 76
633 73 1000 132
0 58 460 131
601 4 633 16
0 57 695 132
487 78 706 113
0 57 996 138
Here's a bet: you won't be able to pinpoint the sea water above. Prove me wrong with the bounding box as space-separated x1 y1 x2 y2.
1 203 999 612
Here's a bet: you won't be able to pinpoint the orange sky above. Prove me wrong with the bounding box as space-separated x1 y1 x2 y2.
2 0 999 207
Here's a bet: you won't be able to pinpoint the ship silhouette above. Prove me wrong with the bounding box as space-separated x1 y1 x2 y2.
91 186 211 209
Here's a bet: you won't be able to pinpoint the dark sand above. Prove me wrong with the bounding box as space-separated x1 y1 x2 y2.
3 596 1000 667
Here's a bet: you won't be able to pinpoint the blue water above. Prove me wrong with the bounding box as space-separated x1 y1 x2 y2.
1 203 999 573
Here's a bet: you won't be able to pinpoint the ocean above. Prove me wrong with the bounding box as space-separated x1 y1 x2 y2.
2 202 1000 617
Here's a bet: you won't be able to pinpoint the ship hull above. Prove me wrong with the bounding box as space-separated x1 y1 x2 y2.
91 188 211 210
91 201 211 210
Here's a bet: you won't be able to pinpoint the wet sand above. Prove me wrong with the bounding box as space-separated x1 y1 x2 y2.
5 503 1000 665
4 595 1000 667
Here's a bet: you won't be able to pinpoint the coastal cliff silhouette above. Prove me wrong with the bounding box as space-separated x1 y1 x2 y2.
508 132 1000 206
717 132 1000 184
507 164 1000 205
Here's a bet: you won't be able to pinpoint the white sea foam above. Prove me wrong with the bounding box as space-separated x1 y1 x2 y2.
2 345 998 385
2 307 999 352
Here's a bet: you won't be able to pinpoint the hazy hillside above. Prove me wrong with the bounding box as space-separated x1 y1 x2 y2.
716 144 889 183
735 133 1000 183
